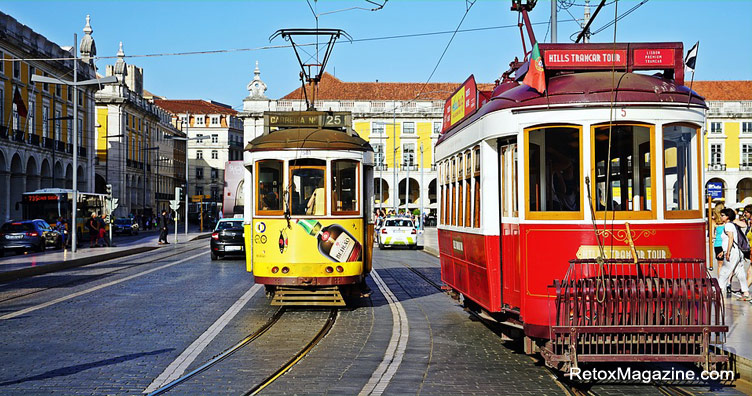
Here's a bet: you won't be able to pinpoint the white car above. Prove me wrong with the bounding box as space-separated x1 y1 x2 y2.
378 218 418 249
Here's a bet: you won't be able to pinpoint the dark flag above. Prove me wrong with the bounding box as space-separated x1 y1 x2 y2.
685 41 699 73
12 87 28 118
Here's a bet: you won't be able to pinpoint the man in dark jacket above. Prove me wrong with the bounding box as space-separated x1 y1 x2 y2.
87 212 99 248
158 210 170 245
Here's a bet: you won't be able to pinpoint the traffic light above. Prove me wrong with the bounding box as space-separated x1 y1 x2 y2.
106 184 112 196
175 187 183 201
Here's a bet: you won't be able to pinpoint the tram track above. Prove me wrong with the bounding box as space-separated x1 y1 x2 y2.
0 243 206 304
147 307 338 396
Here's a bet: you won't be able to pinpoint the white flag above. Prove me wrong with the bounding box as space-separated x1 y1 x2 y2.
685 41 699 73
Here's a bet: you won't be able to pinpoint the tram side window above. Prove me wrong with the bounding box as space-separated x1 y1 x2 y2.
332 160 359 214
528 127 581 212
594 124 651 212
289 160 326 216
257 160 283 214
664 124 699 212
464 152 472 227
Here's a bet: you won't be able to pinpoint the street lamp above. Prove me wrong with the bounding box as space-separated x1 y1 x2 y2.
31 34 117 253
165 126 202 236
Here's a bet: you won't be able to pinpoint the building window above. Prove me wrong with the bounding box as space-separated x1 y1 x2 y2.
42 105 49 138
54 109 62 141
78 117 83 146
196 116 204 126
196 150 203 160
42 73 49 92
373 143 385 165
211 168 219 179
196 133 204 143
28 66 35 84
180 115 187 126
196 186 204 196
710 144 723 165
55 84 61 97
211 134 218 143
372 122 384 135
196 167 204 179
211 187 219 201
67 85 72 101
403 122 415 134
13 59 21 79
742 144 752 168
433 121 442 134
0 51 3 73
66 112 72 143
211 150 218 159
402 143 415 167
28 99 35 135
743 122 752 134
211 116 220 126
710 122 722 134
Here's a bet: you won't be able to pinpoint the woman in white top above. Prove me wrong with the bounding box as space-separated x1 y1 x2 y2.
718 208 750 300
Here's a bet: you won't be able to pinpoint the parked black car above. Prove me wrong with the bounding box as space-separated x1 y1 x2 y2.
0 219 62 255
112 218 139 235
210 218 245 260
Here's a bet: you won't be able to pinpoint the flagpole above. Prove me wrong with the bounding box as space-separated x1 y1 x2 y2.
687 69 696 108
685 41 699 108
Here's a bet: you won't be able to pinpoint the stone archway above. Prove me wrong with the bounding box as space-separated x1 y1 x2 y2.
41 159 52 189
54 161 64 189
374 177 390 207
77 165 85 191
737 178 752 204
65 164 73 189
428 178 437 204
26 156 40 192
95 174 106 194
398 177 420 208
0 150 8 220
9 153 25 219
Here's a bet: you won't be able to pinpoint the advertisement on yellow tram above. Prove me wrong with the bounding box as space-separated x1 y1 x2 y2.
247 218 365 277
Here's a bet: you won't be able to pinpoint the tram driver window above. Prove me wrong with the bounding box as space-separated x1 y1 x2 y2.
528 127 581 212
257 160 282 214
593 124 651 212
289 159 326 216
332 160 359 214
663 124 699 213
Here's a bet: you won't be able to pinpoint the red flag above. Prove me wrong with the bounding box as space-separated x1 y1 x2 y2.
13 87 28 118
523 42 546 94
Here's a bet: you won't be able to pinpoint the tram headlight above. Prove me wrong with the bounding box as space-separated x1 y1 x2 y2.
271 266 279 274
336 266 344 273
325 266 334 273
281 267 290 274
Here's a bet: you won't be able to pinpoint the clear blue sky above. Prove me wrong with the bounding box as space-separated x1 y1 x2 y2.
3 0 751 109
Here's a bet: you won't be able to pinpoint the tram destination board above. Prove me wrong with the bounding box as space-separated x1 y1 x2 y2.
264 111 352 131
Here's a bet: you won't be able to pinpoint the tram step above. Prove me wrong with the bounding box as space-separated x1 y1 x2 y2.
272 287 346 307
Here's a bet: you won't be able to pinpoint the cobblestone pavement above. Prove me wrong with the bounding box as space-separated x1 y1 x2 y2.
0 242 746 395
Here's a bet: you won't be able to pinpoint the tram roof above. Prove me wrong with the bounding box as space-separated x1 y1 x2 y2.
437 71 706 145
245 127 372 152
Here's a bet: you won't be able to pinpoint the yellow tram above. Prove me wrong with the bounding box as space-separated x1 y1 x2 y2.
243 111 374 306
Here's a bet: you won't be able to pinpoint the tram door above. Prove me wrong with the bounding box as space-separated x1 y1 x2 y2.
500 142 521 310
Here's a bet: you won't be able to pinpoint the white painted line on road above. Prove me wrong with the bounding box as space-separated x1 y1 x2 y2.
359 269 409 396
143 283 262 394
0 251 208 321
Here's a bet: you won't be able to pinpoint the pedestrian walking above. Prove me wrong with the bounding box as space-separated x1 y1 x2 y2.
87 212 100 248
158 210 169 245
97 213 110 247
718 208 750 301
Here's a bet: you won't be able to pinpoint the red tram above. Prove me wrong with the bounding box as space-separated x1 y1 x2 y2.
436 3 726 369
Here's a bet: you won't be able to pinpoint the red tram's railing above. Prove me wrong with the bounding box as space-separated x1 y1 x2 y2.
543 259 728 371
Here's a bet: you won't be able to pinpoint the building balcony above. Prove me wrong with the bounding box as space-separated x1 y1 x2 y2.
708 163 726 171
43 137 54 149
56 141 66 152
740 163 752 171
0 126 8 139
29 134 40 146
400 164 419 171
13 130 25 143
375 164 388 171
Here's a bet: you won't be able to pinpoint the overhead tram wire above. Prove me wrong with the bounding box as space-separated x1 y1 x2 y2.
590 0 648 36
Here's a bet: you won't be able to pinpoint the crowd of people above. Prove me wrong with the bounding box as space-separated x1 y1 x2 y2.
713 203 752 301
49 210 175 250
374 208 431 229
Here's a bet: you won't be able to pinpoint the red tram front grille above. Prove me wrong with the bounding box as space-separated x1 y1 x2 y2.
543 259 728 370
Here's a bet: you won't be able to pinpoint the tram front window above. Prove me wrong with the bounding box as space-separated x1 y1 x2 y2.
664 124 699 213
527 126 581 213
594 124 652 212
257 160 282 214
290 162 326 216
332 160 359 214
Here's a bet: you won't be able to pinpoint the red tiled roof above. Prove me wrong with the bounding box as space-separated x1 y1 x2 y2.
154 99 237 115
692 81 752 101
281 73 495 101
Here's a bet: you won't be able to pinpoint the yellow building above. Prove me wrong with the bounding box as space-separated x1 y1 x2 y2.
695 81 752 207
0 12 98 220
241 70 491 219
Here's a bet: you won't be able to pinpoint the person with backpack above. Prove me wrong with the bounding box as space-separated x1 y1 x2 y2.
718 208 750 301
